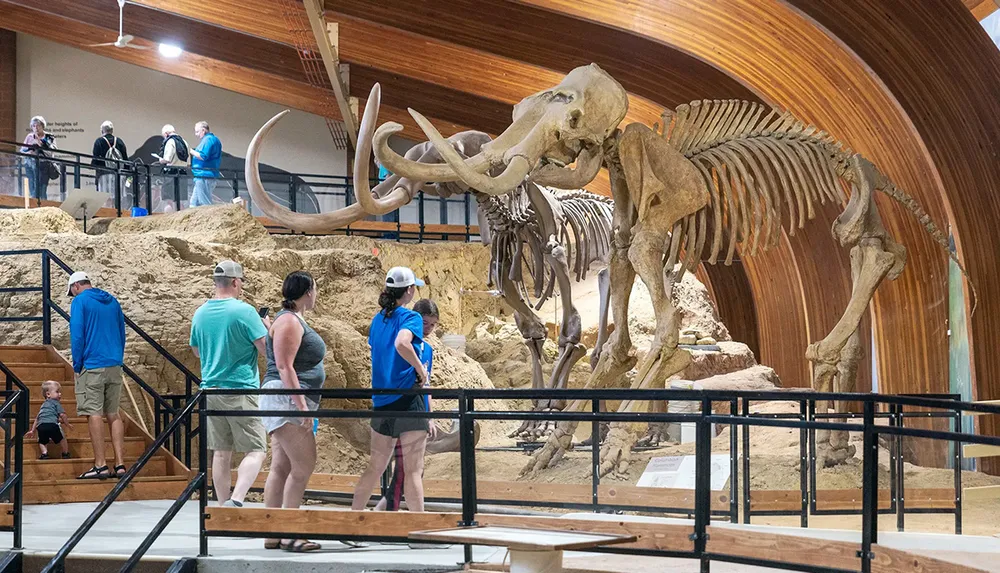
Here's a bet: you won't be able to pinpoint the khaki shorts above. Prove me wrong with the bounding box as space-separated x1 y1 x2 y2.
205 394 267 453
75 366 123 417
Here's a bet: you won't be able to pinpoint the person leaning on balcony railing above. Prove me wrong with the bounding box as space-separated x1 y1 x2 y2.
20 115 56 201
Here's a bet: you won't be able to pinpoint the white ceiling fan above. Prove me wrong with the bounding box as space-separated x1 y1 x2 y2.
86 0 150 50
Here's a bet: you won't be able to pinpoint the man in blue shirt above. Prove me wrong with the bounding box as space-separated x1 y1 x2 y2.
190 260 270 508
67 271 127 480
189 121 222 208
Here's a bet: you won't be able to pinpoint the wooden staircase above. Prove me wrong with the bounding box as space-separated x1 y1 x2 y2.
0 345 192 504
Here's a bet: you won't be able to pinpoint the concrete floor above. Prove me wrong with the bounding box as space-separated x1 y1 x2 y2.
0 501 996 573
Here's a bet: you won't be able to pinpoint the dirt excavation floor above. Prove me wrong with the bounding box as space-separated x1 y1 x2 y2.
1 205 998 538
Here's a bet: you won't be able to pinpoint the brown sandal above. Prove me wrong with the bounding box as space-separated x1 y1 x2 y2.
264 539 281 550
281 539 321 552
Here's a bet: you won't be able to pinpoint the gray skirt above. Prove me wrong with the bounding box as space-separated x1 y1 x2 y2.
260 379 318 434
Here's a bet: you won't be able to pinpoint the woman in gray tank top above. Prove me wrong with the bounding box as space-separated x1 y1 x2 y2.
260 271 326 553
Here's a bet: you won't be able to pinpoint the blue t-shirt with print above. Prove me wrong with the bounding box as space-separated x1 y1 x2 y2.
368 307 424 407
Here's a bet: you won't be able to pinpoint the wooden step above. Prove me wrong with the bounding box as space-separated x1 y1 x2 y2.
3 363 72 382
23 475 191 504
0 346 51 363
28 398 78 418
12 418 130 440
20 437 149 459
21 456 164 480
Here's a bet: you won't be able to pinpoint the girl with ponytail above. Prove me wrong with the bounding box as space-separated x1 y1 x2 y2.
351 266 432 513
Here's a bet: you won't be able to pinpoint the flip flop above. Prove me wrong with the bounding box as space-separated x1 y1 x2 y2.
77 465 109 480
281 539 321 553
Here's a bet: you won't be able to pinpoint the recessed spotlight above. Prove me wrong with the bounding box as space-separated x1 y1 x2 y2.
158 43 182 58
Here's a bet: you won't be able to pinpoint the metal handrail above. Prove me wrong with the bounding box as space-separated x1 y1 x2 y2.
190 386 982 573
0 359 30 550
40 390 203 573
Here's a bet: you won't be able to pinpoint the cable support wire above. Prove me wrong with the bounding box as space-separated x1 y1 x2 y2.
279 0 350 150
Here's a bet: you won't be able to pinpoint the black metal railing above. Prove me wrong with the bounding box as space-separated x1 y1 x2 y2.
40 391 205 573
0 248 201 465
0 360 31 551
177 386 992 573
0 139 479 243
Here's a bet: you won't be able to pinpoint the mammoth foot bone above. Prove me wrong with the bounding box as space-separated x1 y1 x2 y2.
815 428 856 468
599 424 640 477
519 421 576 476
508 400 566 441
635 422 671 448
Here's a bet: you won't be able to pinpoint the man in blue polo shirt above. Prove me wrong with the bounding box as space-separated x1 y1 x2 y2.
189 121 222 207
190 260 268 507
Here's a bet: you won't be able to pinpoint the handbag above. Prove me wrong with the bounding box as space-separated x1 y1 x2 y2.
44 159 59 181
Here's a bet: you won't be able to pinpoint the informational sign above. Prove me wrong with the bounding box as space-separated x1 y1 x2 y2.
636 454 731 490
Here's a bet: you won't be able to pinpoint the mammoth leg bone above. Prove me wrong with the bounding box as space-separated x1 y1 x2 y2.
521 143 639 476
543 236 587 405
600 221 692 476
500 273 555 441
808 156 905 468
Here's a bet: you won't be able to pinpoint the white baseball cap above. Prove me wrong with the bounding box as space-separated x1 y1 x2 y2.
385 266 425 288
213 260 244 279
66 271 90 296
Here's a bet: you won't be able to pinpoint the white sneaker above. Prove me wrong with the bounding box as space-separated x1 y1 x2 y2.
221 499 243 508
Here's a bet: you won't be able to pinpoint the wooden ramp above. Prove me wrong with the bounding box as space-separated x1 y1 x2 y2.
0 345 191 504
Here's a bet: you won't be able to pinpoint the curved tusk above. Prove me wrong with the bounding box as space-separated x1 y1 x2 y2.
372 123 491 182
353 84 416 215
245 110 401 234
530 146 604 190
410 108 532 196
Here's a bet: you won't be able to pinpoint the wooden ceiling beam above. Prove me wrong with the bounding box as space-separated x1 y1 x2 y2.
0 1 468 141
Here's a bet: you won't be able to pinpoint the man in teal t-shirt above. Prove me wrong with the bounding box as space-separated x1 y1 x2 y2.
189 260 269 508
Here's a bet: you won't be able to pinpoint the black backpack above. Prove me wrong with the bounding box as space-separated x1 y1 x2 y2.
163 134 189 162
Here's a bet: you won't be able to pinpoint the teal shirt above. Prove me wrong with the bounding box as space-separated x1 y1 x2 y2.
189 298 268 389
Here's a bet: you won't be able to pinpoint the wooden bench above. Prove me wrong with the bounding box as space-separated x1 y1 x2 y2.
409 525 635 573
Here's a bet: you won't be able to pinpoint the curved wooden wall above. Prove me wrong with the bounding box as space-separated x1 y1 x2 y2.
782 0 1000 469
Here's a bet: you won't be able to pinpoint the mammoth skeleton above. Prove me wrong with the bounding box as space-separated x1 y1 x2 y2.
245 87 615 439
247 63 972 476
350 63 973 476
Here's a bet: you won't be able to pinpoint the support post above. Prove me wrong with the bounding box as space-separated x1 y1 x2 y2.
459 394 477 565
13 388 24 550
591 399 600 512
199 392 208 557
41 250 51 345
741 397 751 524
799 400 808 528
729 398 738 523
953 409 963 535
860 401 877 573
695 398 712 572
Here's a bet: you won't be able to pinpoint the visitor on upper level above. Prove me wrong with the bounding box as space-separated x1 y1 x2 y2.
189 121 222 207
91 121 129 196
68 270 128 481
20 115 56 201
154 124 189 176
190 260 269 508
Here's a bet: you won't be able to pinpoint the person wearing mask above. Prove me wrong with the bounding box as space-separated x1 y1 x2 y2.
67 271 127 480
91 121 128 196
20 116 56 201
189 260 269 508
260 271 324 552
350 267 432 514
189 121 222 207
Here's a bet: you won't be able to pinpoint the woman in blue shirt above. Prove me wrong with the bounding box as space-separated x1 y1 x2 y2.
350 267 433 513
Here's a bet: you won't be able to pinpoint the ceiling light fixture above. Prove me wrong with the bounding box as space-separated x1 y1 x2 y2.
158 43 182 58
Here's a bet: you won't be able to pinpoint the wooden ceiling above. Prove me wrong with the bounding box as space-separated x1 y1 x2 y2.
3 0 1000 462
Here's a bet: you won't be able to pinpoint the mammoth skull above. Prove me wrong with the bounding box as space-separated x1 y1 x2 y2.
372 63 629 195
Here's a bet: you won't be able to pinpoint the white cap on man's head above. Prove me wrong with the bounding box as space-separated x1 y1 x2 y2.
385 266 424 288
67 271 90 296
213 260 244 279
